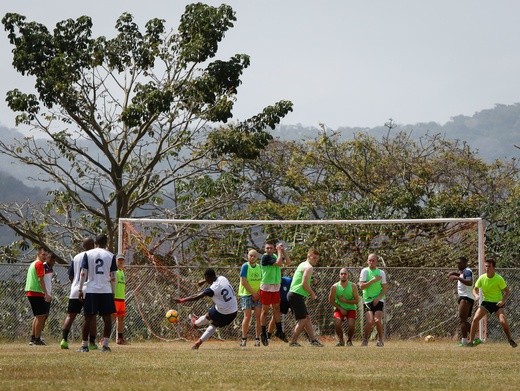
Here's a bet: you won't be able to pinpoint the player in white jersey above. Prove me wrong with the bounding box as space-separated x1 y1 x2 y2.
174 268 238 350
448 256 474 346
77 234 117 352
60 237 96 350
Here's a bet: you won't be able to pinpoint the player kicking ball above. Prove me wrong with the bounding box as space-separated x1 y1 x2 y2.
173 268 238 350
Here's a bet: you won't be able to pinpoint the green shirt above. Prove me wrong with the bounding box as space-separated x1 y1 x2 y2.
114 269 126 300
238 262 262 297
289 261 313 297
25 260 44 293
334 281 357 310
475 273 506 303
360 267 386 303
261 254 281 285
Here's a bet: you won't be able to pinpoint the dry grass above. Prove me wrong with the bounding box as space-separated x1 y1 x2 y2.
0 338 518 390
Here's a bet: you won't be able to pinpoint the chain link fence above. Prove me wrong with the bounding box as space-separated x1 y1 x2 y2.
1 264 519 344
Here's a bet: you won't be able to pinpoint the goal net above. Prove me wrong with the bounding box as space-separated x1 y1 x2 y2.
117 217 484 342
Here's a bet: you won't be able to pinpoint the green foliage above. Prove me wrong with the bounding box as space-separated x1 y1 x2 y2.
0 5 292 258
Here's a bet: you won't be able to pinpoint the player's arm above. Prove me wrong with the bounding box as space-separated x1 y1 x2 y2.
341 284 360 305
240 276 257 297
78 253 88 300
498 286 510 307
174 289 210 304
351 283 360 304
472 286 479 301
301 266 316 299
328 285 338 308
278 243 291 266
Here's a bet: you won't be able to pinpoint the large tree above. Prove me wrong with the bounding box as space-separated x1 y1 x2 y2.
0 4 292 261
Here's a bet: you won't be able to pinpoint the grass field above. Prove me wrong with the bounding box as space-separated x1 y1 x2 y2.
0 338 518 390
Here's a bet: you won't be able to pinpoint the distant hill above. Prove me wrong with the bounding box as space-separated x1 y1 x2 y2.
0 171 49 246
275 103 520 161
0 103 519 192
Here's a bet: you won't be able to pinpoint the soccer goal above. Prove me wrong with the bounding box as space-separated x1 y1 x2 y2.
117 217 485 342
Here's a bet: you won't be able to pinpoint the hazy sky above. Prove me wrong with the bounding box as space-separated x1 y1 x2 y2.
1 0 519 130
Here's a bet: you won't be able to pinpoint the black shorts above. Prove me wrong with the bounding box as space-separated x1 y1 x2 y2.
27 296 47 316
480 301 502 314
83 293 116 316
67 298 83 314
208 306 237 327
363 301 385 313
287 291 308 320
280 300 291 315
458 296 474 317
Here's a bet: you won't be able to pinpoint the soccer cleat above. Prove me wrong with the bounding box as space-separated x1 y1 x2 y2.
101 345 111 353
60 339 69 349
336 341 345 347
457 342 468 347
361 339 368 347
76 346 89 353
509 339 517 348
261 331 269 346
310 340 324 347
191 340 202 350
376 340 384 347
240 338 247 347
33 339 46 346
254 338 261 347
189 314 199 328
473 338 482 346
89 343 99 350
289 342 302 347
346 340 353 346
275 331 289 343
116 338 127 345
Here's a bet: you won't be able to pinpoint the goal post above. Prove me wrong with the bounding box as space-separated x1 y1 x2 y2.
117 217 486 342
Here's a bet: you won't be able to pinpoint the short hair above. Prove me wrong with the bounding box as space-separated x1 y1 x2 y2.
265 240 276 247
82 237 95 251
204 268 217 281
485 259 496 267
458 256 468 264
307 247 320 256
95 234 108 248
248 249 259 257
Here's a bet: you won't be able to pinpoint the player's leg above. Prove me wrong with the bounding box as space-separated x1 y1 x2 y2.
468 306 487 344
241 305 252 346
346 315 356 345
458 298 472 343
333 311 344 345
362 304 374 345
496 308 515 344
253 303 262 346
374 309 384 346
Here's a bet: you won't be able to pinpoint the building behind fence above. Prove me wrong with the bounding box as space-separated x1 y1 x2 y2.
1 264 519 344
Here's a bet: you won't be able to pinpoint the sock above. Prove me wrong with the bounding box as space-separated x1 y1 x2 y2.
102 337 109 347
89 335 96 344
82 340 88 347
118 333 123 339
461 338 468 344
276 322 283 333
200 325 217 342
62 329 69 341
30 335 35 342
262 325 267 333
267 332 272 339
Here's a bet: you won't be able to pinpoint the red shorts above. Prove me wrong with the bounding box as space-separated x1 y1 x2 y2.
114 299 126 317
334 309 357 320
260 290 281 306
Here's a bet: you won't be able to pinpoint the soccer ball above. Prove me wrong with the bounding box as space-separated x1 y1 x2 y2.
424 335 435 342
166 309 179 324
